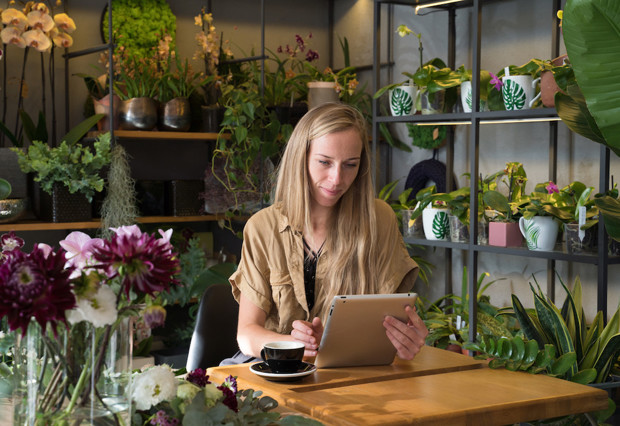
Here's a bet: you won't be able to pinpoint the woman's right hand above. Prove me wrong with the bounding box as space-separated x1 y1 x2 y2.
291 317 323 357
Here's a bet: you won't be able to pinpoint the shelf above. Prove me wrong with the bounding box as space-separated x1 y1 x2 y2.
87 130 221 141
375 108 559 125
405 236 620 265
0 215 229 232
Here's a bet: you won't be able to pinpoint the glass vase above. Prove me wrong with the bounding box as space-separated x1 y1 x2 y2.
13 318 132 425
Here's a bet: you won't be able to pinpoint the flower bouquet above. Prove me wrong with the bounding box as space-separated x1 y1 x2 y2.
131 366 321 425
0 225 180 425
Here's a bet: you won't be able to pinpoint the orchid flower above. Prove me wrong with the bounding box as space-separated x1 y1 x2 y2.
23 29 52 52
51 30 73 48
546 181 559 194
27 10 55 33
54 13 76 33
1 8 28 30
1 26 27 48
489 72 503 91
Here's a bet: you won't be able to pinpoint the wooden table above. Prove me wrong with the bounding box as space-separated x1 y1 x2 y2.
207 346 608 425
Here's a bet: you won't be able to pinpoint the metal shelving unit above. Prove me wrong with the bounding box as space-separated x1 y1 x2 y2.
372 0 612 342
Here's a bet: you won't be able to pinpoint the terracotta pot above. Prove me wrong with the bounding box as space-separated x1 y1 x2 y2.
541 54 568 108
93 94 120 131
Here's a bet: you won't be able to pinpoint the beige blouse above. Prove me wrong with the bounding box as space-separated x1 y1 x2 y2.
229 199 418 335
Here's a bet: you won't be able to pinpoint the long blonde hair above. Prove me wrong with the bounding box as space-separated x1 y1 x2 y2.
273 103 384 321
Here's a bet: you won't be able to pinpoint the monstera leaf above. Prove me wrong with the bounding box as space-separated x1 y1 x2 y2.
563 0 620 153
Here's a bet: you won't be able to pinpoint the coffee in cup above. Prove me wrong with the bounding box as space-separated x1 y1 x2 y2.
260 341 304 373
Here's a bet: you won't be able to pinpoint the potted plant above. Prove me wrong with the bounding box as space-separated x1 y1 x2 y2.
465 275 620 425
11 117 110 222
0 178 26 224
157 47 208 132
550 181 599 253
113 53 161 130
482 162 528 247
518 181 574 251
457 67 494 112
421 267 514 352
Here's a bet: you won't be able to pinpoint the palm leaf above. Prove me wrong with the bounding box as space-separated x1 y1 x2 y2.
563 0 620 152
511 294 546 349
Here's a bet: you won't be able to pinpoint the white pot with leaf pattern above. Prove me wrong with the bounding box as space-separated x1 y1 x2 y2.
422 206 450 241
460 81 487 113
501 75 541 110
389 85 417 116
518 216 559 251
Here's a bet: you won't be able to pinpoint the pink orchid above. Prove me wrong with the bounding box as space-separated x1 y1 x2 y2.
35 243 53 258
110 225 142 238
489 72 503 91
546 181 559 194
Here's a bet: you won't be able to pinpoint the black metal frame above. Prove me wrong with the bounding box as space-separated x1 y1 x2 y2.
371 0 612 342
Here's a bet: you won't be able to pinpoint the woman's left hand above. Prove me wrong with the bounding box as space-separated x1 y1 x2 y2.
383 304 428 360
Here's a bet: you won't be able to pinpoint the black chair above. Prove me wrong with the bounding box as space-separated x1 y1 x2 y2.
186 283 239 370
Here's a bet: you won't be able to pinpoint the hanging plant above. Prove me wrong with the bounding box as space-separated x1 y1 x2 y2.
101 0 176 60
407 124 447 150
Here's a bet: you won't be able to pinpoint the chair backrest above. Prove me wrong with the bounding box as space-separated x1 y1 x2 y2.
186 283 239 370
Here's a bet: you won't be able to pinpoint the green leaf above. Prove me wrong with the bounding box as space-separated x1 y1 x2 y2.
0 178 11 200
62 114 106 146
563 0 620 152
594 195 620 240
570 368 597 385
512 294 546 349
549 352 577 377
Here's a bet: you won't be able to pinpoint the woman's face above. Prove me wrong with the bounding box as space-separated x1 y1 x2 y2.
307 128 362 209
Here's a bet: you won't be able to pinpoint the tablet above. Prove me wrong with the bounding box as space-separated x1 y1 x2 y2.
314 293 418 368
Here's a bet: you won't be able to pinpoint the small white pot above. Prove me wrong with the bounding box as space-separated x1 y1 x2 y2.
519 216 559 251
422 207 450 241
389 85 417 116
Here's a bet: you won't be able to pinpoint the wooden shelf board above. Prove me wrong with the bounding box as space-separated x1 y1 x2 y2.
87 130 221 141
0 215 227 232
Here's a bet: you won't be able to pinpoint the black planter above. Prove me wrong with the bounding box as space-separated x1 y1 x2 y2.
200 105 225 133
38 184 92 223
165 180 204 216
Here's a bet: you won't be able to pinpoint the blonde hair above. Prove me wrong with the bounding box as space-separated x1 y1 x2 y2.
273 103 383 321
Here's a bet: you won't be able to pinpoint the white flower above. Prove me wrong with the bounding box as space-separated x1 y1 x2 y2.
67 285 117 328
132 365 178 410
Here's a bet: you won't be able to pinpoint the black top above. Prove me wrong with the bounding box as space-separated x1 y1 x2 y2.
303 238 324 313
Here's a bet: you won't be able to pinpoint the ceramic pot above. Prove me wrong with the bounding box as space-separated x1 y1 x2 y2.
307 81 339 110
38 183 92 223
0 198 27 223
519 216 559 251
389 85 417 116
422 207 449 241
460 81 487 113
93 94 120 131
488 222 523 247
158 97 191 131
118 97 158 130
501 75 541 110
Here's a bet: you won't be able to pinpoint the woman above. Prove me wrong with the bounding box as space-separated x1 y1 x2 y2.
227 103 427 364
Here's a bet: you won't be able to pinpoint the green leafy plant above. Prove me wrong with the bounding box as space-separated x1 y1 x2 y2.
114 54 160 100
158 55 208 102
482 162 528 222
12 124 111 202
421 268 513 350
102 0 176 60
518 181 575 222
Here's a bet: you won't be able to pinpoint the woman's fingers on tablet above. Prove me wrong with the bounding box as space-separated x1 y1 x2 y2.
291 320 320 349
383 305 428 360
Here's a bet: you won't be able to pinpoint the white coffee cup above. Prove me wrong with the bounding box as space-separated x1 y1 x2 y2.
501 75 541 110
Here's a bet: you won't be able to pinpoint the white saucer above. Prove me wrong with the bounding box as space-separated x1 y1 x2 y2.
249 361 316 382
